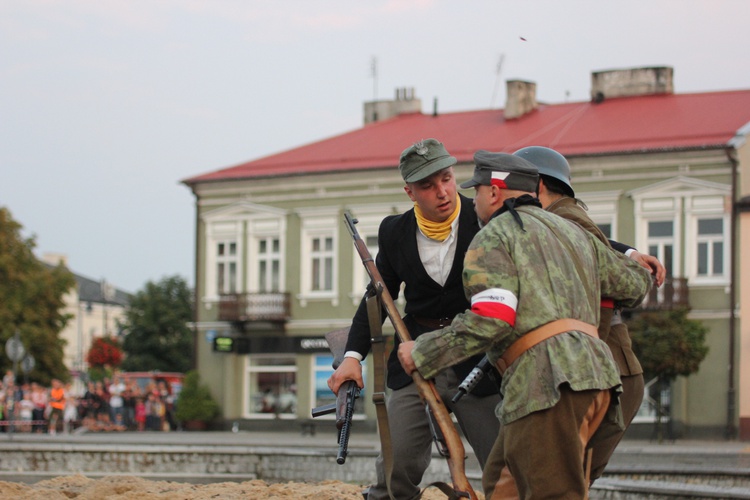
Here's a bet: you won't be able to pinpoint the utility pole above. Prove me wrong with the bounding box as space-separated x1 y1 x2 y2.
490 53 505 109
370 56 378 101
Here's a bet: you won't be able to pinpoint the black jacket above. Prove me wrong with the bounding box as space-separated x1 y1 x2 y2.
346 194 497 394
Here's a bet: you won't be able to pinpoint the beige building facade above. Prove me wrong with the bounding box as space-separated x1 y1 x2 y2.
184 67 750 439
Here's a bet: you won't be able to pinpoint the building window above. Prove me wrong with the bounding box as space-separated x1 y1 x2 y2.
257 237 281 292
298 211 338 304
311 236 334 291
313 354 365 419
695 217 724 277
583 194 619 242
646 220 675 277
217 241 238 293
596 223 612 239
245 355 297 418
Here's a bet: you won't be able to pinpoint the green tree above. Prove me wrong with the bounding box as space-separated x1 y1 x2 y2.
627 307 709 440
120 275 194 372
174 370 219 426
628 308 709 381
0 207 75 385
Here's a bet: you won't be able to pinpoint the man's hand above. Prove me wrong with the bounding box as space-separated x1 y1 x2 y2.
397 340 417 375
629 250 666 287
327 357 364 395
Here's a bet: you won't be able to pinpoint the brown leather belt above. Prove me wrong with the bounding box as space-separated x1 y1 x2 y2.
412 316 453 329
495 318 599 374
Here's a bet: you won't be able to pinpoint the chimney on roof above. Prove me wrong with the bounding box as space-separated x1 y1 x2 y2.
363 87 422 124
504 80 537 120
41 252 68 267
590 66 674 102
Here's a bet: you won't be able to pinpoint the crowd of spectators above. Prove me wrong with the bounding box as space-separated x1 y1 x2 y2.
0 370 178 434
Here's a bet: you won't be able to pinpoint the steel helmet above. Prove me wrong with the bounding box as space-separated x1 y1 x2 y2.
512 146 574 197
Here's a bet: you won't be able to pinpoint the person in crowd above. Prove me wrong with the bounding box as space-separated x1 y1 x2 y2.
18 390 34 432
157 380 176 431
48 379 66 435
398 151 651 498
30 382 48 433
122 380 138 430
135 396 147 432
328 139 501 500
63 382 79 433
108 375 126 427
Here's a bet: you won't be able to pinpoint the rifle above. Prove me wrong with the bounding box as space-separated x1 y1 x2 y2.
344 211 478 500
311 379 360 464
311 328 361 465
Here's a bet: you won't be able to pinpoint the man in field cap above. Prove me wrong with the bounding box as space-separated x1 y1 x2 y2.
399 138 457 182
329 139 501 499
398 149 652 498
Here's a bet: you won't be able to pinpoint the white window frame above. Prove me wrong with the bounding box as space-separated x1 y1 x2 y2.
644 218 678 277
216 240 239 294
631 176 731 285
298 208 339 306
246 216 286 293
201 202 288 307
243 354 297 419
633 191 682 279
686 195 730 286
582 191 621 242
205 221 244 300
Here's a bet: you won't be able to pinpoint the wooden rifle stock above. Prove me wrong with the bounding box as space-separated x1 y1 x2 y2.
344 212 477 500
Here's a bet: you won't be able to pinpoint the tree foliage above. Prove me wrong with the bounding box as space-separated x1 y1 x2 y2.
120 275 194 373
0 207 75 385
627 308 709 381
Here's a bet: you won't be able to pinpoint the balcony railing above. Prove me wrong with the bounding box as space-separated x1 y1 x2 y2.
638 277 689 311
218 292 291 323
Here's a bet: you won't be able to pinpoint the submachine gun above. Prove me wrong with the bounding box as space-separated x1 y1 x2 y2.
451 354 501 404
311 328 361 465
343 211 478 500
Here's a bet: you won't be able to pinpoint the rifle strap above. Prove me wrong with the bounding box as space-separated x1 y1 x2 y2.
366 294 393 499
418 482 472 499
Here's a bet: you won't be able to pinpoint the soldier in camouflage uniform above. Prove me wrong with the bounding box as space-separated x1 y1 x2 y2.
398 151 652 499
514 146 665 483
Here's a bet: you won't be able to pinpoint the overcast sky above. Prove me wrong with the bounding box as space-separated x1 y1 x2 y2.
2 1 749 293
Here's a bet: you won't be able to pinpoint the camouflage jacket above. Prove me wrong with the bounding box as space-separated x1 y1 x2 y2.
411 203 652 424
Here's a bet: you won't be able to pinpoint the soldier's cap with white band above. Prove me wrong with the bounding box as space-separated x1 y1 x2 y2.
460 150 539 192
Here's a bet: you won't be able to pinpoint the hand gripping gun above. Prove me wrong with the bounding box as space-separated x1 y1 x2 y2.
311 328 361 465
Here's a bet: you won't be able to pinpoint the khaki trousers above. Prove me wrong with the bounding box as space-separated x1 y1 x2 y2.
589 373 644 481
483 386 610 500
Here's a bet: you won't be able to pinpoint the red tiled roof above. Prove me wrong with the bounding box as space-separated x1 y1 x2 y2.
183 89 750 185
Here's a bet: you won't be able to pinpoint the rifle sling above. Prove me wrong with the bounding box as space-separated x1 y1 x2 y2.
366 294 393 498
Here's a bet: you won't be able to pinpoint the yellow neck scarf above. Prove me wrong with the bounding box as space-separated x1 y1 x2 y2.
414 195 461 242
